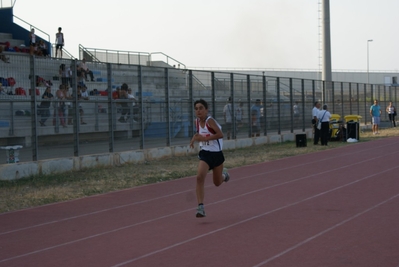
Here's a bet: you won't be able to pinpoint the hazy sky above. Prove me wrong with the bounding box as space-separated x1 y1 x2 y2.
10 0 399 71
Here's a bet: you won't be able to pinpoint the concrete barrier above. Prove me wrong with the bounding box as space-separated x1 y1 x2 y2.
0 129 321 180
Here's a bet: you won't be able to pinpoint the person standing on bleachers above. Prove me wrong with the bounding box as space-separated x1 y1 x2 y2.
59 64 72 87
55 27 64 58
29 28 36 55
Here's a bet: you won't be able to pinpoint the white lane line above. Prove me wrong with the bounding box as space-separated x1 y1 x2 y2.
107 165 399 266
252 193 399 267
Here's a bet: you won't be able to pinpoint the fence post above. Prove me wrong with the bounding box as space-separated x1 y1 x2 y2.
289 78 293 133
138 65 144 150
247 75 252 138
276 77 281 135
301 79 305 132
30 55 38 161
262 75 267 136
71 59 80 157
106 62 114 153
339 82 343 118
165 68 171 146
211 72 216 120
312 80 316 104
188 70 194 139
356 83 360 115
364 84 367 125
230 73 236 139
331 81 335 114
349 83 352 115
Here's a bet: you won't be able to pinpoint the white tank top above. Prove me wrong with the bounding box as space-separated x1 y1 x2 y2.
56 33 63 45
197 117 223 152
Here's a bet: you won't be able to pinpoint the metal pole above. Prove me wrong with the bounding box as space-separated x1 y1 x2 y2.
322 0 332 82
367 39 373 84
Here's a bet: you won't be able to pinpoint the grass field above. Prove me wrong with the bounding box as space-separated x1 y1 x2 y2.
0 127 397 213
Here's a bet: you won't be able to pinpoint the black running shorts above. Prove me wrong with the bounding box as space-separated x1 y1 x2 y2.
198 150 225 170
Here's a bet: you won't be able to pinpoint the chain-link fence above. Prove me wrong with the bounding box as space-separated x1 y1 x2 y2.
0 53 398 163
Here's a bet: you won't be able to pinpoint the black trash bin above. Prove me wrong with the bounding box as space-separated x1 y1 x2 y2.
344 115 362 141
296 134 307 147
346 121 359 140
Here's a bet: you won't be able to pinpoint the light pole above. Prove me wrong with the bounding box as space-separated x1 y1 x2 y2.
367 39 373 84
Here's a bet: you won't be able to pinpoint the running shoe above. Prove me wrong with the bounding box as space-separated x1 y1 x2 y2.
196 205 206 218
223 168 230 182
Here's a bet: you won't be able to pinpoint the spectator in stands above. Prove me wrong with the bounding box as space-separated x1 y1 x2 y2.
0 46 10 63
127 88 137 105
76 64 86 86
118 83 129 123
78 58 94 82
251 99 263 137
55 27 64 58
59 64 72 87
38 40 49 57
127 88 138 122
91 88 100 96
0 84 6 95
63 87 73 125
38 87 54 126
29 28 36 56
80 85 89 100
54 84 67 128
112 87 121 99
80 85 89 124
34 43 43 57
73 85 88 125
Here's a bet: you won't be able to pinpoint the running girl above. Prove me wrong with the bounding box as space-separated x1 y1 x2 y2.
190 99 230 218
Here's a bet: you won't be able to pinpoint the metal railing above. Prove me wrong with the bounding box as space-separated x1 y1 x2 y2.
51 44 76 59
78 45 150 66
0 0 16 8
149 52 186 69
12 15 50 43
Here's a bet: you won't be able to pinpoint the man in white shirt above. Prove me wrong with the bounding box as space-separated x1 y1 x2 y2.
318 104 332 146
127 88 137 105
312 101 321 145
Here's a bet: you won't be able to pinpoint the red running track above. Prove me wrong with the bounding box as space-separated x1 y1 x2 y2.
1 137 399 267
